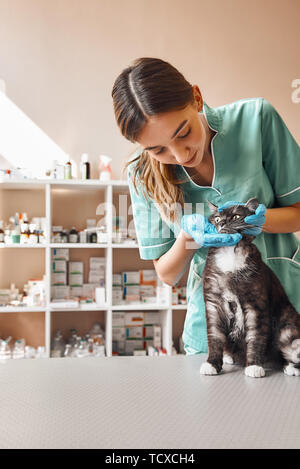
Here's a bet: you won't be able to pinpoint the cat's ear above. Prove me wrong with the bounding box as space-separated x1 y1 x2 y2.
206 200 218 214
245 198 259 213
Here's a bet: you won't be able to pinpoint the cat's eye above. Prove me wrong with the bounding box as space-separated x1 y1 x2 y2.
215 216 221 223
232 215 241 221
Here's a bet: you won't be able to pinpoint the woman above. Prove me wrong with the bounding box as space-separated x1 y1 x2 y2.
112 57 300 354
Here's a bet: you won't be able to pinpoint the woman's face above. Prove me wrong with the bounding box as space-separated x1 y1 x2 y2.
135 87 211 168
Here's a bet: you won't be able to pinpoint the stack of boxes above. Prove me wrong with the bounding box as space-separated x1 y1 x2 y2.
112 269 169 305
112 311 163 356
51 248 105 303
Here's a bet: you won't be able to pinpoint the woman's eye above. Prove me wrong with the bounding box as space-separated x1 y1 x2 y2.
215 216 221 223
178 128 191 139
155 147 166 155
232 215 241 221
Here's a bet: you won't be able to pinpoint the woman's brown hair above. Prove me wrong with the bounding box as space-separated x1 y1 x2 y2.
111 57 195 223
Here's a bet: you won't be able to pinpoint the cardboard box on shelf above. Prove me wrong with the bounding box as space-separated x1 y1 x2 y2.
51 285 70 300
52 248 69 261
112 312 125 326
122 271 140 285
125 311 144 326
112 326 126 341
69 273 83 287
51 272 67 286
139 269 157 287
69 262 84 274
52 260 67 273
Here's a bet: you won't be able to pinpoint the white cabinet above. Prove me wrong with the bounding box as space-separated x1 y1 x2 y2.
0 179 187 357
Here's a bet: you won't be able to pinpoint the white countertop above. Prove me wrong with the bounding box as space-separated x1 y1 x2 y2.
0 355 299 449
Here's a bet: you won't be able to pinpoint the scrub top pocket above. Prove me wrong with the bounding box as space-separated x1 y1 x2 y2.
266 246 300 313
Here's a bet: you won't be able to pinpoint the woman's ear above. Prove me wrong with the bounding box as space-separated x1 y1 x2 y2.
192 85 203 112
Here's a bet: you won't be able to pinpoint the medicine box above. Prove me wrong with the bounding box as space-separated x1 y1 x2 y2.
126 326 143 339
144 312 160 325
52 260 67 273
51 272 67 286
69 262 84 274
112 312 125 327
70 286 83 298
69 273 84 287
112 327 126 341
52 248 69 261
125 339 144 355
122 271 140 285
139 269 157 286
88 271 105 284
51 285 70 300
113 274 122 286
82 283 98 300
90 257 105 269
125 312 144 326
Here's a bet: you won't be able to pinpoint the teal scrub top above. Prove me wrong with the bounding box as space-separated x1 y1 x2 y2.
127 97 300 352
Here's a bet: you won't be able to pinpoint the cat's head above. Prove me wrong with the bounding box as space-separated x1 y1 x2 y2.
207 198 259 235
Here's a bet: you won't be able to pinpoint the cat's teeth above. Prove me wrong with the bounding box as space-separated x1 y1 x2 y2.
244 365 265 378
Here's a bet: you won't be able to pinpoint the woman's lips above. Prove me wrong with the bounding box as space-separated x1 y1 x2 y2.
184 151 197 166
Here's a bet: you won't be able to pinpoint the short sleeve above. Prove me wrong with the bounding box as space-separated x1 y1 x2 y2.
261 98 300 206
127 165 176 260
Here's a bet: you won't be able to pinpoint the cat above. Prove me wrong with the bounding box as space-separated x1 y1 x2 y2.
200 198 300 378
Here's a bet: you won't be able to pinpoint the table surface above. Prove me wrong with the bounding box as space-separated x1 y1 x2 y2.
0 354 299 449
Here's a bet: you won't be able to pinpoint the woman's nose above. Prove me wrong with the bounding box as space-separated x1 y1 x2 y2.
170 145 191 164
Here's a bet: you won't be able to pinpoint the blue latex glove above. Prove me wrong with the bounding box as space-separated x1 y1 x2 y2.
218 201 266 236
181 213 242 248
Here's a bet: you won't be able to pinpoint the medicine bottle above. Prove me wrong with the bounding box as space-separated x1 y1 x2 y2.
80 153 90 179
64 159 72 180
69 227 78 243
0 221 4 242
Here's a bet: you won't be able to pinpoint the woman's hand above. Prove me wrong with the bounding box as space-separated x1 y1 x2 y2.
181 213 242 248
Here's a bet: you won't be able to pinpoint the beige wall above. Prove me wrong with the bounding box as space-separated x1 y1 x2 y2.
0 0 299 178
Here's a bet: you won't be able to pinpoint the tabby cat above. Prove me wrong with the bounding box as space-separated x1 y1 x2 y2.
200 198 300 378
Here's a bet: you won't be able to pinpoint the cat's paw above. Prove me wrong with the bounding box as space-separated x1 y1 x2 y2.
244 365 265 378
223 353 234 365
200 362 219 375
284 364 300 376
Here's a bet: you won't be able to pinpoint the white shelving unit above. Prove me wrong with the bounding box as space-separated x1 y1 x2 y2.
0 179 187 357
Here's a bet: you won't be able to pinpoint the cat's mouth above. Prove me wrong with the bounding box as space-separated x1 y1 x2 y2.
218 224 254 234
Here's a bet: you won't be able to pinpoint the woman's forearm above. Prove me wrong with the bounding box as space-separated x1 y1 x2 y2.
153 230 198 286
263 205 300 234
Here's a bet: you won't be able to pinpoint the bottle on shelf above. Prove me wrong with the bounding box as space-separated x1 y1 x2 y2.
64 158 72 180
80 153 90 180
0 220 4 242
12 339 25 359
69 227 78 243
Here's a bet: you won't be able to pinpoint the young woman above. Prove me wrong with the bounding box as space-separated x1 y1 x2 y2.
112 57 300 354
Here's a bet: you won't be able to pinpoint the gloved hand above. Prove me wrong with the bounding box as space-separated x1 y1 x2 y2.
181 213 242 248
218 201 266 236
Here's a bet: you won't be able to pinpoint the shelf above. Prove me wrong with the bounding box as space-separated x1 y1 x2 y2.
50 303 109 311
0 179 129 190
112 304 170 310
0 244 46 248
0 176 187 357
0 306 46 313
50 243 108 249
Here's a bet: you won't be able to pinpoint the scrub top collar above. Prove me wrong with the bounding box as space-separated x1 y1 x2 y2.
177 101 223 194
